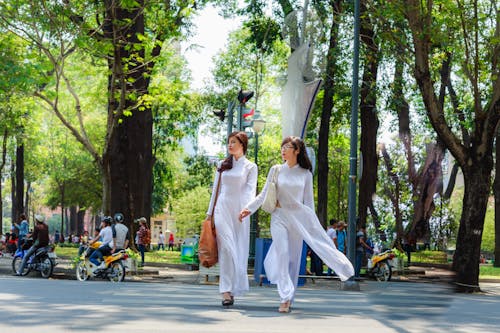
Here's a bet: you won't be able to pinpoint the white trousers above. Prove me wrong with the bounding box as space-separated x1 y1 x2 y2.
264 207 354 302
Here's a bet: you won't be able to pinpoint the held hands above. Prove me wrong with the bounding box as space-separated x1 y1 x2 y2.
238 209 251 222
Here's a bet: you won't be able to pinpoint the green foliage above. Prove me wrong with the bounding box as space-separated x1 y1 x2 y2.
182 155 215 191
171 186 211 239
242 16 282 55
481 197 495 253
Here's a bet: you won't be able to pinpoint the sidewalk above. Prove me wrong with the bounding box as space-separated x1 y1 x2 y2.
1 255 499 294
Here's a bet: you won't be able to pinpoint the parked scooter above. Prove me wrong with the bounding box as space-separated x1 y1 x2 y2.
76 242 128 282
367 249 395 281
12 240 57 278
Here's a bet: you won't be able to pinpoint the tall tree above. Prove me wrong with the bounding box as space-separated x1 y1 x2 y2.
316 0 343 227
0 32 36 229
358 0 381 232
401 0 500 291
0 1 201 234
495 131 500 267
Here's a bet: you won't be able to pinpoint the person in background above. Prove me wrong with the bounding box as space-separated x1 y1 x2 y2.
136 217 149 267
111 212 129 253
14 213 29 252
355 225 373 277
88 217 113 269
206 131 257 307
7 233 18 254
78 230 90 256
0 233 6 255
168 233 175 251
54 230 60 244
16 214 49 275
240 136 354 313
157 231 165 251
326 219 338 276
336 221 347 255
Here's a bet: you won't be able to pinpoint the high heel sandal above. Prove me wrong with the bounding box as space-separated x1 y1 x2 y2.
278 300 291 313
222 293 234 307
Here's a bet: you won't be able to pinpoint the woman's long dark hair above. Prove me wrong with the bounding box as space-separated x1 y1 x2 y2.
218 131 249 172
281 136 313 171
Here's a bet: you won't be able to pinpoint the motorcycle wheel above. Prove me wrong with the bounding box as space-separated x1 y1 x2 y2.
108 261 125 282
12 256 30 276
76 261 90 281
39 255 54 278
375 261 392 281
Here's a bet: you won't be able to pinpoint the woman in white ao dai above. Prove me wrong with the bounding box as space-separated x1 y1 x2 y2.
207 132 257 307
240 136 354 313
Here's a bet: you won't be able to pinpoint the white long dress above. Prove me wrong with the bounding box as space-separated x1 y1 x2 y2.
246 163 354 302
207 156 257 296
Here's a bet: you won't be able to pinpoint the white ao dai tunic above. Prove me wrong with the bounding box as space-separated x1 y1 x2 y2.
207 156 257 296
246 163 354 302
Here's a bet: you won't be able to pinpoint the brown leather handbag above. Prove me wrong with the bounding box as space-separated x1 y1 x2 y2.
198 171 222 268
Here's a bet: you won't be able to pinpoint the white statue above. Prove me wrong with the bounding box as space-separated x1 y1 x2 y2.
281 4 322 139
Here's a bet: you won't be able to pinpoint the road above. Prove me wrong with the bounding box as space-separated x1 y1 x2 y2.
1 275 500 333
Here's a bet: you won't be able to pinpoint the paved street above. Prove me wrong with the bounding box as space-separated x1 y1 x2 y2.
1 274 500 333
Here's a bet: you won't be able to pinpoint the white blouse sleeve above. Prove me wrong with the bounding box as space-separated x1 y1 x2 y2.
245 165 277 214
206 162 222 215
303 170 314 211
243 163 258 208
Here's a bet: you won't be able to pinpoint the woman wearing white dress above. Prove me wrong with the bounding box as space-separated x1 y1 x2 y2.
239 136 354 313
207 131 257 307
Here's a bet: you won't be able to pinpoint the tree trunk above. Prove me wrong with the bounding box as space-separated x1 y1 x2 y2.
69 206 78 236
60 184 65 236
443 162 459 200
409 142 445 242
453 164 492 292
358 0 380 231
404 0 500 292
495 132 500 267
317 0 342 227
15 144 24 217
0 129 7 233
380 144 404 242
102 1 153 232
77 209 85 235
10 161 15 224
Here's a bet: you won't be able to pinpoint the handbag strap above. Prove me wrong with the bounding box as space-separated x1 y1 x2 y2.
210 171 222 228
272 165 280 183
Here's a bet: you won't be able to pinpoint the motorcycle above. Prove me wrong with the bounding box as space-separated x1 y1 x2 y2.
76 242 128 282
367 249 395 281
12 241 57 278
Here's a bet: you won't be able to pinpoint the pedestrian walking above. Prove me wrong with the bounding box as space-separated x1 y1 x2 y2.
168 233 174 251
157 231 165 251
239 136 354 313
136 218 150 267
206 131 257 307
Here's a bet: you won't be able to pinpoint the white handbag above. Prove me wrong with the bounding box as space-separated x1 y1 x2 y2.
262 165 280 213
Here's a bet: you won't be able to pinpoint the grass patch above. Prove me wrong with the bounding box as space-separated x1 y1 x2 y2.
480 265 500 278
411 250 448 264
55 246 78 258
145 250 182 264
56 245 182 265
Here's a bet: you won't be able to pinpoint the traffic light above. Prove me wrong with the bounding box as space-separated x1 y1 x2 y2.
242 108 254 129
237 89 254 131
238 89 254 104
213 109 225 121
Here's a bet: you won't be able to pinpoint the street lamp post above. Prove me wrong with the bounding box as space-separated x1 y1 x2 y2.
343 0 361 291
249 111 266 264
